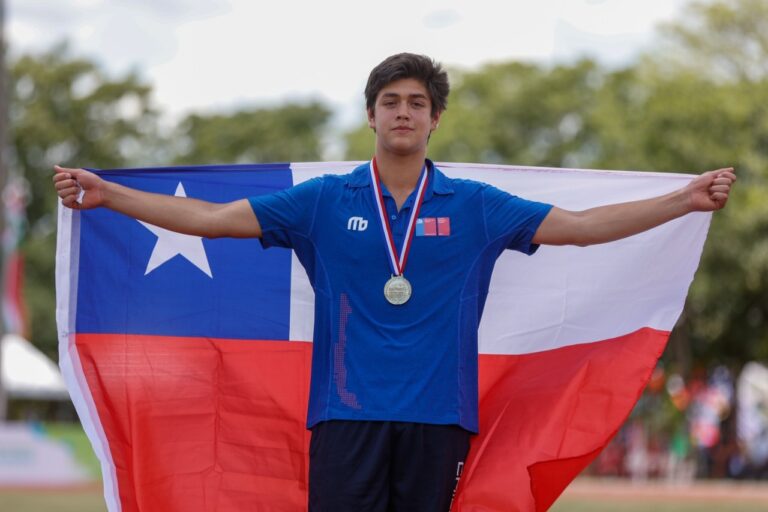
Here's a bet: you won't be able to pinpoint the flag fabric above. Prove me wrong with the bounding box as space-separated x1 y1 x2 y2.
3 252 27 337
3 177 30 338
56 162 710 512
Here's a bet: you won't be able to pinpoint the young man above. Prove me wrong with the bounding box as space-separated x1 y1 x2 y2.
54 53 735 511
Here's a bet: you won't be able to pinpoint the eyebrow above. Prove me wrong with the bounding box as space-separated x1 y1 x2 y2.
380 92 429 100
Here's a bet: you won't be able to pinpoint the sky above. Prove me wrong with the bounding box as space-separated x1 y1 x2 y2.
7 0 692 131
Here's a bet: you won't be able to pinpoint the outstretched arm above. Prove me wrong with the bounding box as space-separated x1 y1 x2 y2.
53 165 262 239
532 167 736 247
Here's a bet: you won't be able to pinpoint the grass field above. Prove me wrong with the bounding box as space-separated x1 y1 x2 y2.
0 488 106 512
2 479 767 512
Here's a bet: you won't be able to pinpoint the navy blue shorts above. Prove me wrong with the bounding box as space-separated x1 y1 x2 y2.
309 420 470 512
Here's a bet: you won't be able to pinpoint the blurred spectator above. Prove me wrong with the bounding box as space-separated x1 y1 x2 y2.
688 365 733 477
589 362 768 483
625 420 650 481
667 423 694 482
737 362 768 478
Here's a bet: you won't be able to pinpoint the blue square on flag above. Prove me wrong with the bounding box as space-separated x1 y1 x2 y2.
75 165 294 341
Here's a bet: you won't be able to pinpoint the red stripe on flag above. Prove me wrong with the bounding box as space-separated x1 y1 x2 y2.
453 327 669 511
77 328 667 511
3 252 29 337
76 334 312 512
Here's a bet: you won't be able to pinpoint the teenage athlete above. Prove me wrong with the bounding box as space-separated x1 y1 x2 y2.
54 53 735 511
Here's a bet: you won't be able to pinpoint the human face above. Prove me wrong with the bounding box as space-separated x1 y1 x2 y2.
367 78 441 158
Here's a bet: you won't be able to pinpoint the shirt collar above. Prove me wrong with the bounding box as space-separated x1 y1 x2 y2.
345 159 455 200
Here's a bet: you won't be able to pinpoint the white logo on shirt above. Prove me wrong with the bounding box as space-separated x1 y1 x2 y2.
347 216 368 231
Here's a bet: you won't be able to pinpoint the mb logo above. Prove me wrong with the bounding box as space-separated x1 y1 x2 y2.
347 216 368 231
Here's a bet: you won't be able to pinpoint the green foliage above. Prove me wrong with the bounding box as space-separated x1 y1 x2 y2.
648 0 768 365
430 59 601 167
172 102 332 164
10 43 160 229
343 119 374 161
9 43 162 358
656 0 768 82
581 0 768 364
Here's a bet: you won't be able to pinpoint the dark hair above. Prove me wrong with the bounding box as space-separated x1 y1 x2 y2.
365 53 449 117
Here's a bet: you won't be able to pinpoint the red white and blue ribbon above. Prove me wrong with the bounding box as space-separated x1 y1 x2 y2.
369 158 429 277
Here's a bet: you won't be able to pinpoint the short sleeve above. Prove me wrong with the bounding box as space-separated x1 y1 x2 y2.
248 177 324 248
482 185 553 254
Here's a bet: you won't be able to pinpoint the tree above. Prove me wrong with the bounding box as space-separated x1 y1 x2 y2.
646 0 768 365
9 44 162 357
172 102 332 165
591 63 768 366
656 0 768 83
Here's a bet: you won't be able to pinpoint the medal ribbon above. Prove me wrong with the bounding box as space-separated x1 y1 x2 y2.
369 158 429 276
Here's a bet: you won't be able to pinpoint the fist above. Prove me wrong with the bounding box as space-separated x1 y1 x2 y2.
53 165 106 209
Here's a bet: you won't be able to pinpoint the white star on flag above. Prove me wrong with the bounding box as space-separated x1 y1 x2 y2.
139 182 213 278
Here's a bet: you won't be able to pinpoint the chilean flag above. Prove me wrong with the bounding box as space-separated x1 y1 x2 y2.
56 162 710 512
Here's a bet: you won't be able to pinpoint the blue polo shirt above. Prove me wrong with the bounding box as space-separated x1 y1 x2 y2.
249 161 552 432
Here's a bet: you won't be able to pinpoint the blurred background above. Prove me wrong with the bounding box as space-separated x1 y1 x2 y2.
0 0 766 510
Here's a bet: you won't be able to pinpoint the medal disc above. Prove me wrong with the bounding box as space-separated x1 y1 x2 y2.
384 275 412 305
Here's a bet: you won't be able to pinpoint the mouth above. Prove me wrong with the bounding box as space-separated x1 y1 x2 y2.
392 126 414 133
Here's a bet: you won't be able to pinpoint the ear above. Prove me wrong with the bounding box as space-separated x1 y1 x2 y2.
430 111 442 131
367 108 376 130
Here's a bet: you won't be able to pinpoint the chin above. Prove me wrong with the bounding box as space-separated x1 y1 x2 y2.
384 140 427 156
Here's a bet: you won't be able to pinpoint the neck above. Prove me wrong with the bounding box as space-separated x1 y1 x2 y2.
374 150 426 195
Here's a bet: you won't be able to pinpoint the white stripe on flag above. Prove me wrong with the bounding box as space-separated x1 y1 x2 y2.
288 163 710 353
288 162 360 341
55 204 122 512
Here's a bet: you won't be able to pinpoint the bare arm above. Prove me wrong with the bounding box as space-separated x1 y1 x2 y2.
53 165 262 239
532 167 736 247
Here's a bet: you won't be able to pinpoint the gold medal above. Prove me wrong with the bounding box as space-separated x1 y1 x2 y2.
384 275 412 305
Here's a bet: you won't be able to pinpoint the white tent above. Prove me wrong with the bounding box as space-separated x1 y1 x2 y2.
1 333 70 400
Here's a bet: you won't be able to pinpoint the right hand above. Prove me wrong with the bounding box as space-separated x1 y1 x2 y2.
53 165 107 209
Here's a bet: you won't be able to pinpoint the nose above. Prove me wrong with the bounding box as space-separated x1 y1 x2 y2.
395 101 411 119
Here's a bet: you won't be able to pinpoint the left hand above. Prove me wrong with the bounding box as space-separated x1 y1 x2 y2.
686 167 736 212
